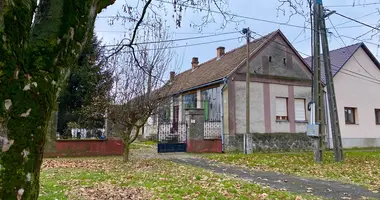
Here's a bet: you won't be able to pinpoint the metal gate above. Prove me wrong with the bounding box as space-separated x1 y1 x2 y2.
157 122 187 153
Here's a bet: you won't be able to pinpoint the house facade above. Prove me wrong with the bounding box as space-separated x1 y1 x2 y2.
145 30 314 151
305 43 380 148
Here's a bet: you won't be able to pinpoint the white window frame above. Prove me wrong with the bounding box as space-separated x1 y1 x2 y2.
276 97 288 121
294 98 306 121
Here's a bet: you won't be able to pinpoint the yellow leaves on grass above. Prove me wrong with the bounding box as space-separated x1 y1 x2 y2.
207 151 380 190
69 183 152 200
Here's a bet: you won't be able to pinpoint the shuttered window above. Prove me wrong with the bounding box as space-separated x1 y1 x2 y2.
295 99 306 121
276 97 288 120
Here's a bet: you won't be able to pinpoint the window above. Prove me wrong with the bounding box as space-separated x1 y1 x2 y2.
201 87 221 121
182 93 197 121
183 93 197 109
344 107 356 124
160 106 170 122
294 99 306 121
276 97 288 121
375 109 380 124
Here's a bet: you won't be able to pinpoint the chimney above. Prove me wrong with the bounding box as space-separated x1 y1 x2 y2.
191 57 199 69
170 71 175 81
217 46 225 58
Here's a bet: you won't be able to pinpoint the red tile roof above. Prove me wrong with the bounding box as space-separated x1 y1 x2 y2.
168 30 279 94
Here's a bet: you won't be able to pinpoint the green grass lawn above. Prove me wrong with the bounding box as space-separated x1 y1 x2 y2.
206 150 380 190
130 140 157 149
39 155 321 199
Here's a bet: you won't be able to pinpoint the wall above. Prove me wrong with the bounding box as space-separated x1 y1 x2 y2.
187 139 222 153
44 139 124 157
223 133 313 153
236 35 311 80
223 86 229 134
332 47 380 147
235 81 265 133
233 81 311 134
230 33 312 135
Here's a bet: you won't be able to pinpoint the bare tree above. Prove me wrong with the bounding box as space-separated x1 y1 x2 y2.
108 26 175 161
0 0 230 197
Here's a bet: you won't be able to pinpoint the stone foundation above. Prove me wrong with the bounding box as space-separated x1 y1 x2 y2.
223 133 313 153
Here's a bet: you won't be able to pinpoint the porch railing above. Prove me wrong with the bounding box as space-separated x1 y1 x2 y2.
157 122 187 143
204 120 222 139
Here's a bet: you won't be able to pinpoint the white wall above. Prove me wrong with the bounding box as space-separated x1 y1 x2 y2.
333 47 380 147
269 84 290 132
294 86 312 133
235 81 265 133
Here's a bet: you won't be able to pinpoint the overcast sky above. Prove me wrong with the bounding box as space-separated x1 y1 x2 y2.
94 0 380 76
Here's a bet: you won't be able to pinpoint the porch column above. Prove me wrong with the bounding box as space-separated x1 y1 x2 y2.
197 90 201 108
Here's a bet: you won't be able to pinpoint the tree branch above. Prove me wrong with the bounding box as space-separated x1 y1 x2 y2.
128 127 140 144
106 0 153 59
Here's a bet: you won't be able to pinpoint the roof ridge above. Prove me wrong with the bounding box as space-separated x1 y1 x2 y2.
304 42 363 59
172 30 278 78
328 42 363 54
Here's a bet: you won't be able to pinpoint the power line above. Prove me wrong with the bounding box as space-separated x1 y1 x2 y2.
328 18 379 80
251 32 380 85
325 2 380 8
340 35 379 47
331 11 380 32
96 30 223 35
330 11 379 28
292 27 308 43
104 36 242 51
101 31 239 47
154 0 312 30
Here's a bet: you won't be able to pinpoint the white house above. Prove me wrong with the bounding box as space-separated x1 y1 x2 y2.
305 43 380 148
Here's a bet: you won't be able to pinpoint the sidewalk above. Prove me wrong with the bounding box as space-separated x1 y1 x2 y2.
171 157 380 199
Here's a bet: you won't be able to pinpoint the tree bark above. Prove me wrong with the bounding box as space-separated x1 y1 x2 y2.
122 126 133 162
0 0 115 198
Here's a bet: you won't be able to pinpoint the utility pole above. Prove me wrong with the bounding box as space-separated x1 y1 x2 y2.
320 8 344 161
311 0 324 163
242 27 251 154
308 0 343 162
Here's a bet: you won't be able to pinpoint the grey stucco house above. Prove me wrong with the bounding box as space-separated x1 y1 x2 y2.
144 29 315 151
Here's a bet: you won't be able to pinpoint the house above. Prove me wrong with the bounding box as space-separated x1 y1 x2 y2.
305 43 380 148
145 29 315 151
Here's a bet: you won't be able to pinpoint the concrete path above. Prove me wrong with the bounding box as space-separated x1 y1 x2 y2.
170 157 380 200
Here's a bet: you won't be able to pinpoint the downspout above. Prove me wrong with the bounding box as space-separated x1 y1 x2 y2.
220 77 228 153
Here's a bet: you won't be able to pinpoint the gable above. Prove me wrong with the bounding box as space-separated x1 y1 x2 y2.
167 31 277 95
335 46 380 83
236 33 312 81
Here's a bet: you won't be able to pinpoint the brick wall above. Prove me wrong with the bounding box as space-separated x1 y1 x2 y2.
44 139 124 157
187 139 222 153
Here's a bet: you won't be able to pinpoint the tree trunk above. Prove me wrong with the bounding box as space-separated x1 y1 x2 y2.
0 0 114 198
122 126 133 162
123 143 130 162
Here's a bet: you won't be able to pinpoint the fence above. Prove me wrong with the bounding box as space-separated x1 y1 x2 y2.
157 122 187 143
204 120 222 139
57 128 106 140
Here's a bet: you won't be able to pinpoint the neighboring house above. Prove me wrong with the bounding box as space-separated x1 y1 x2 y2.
305 43 380 148
144 29 313 141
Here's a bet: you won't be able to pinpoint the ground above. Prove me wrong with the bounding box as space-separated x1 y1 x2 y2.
206 150 380 190
39 143 380 199
39 144 318 199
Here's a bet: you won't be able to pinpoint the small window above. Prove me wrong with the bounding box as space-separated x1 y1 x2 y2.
295 99 306 121
269 56 272 62
375 109 380 124
283 57 287 65
276 97 288 121
344 107 356 124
